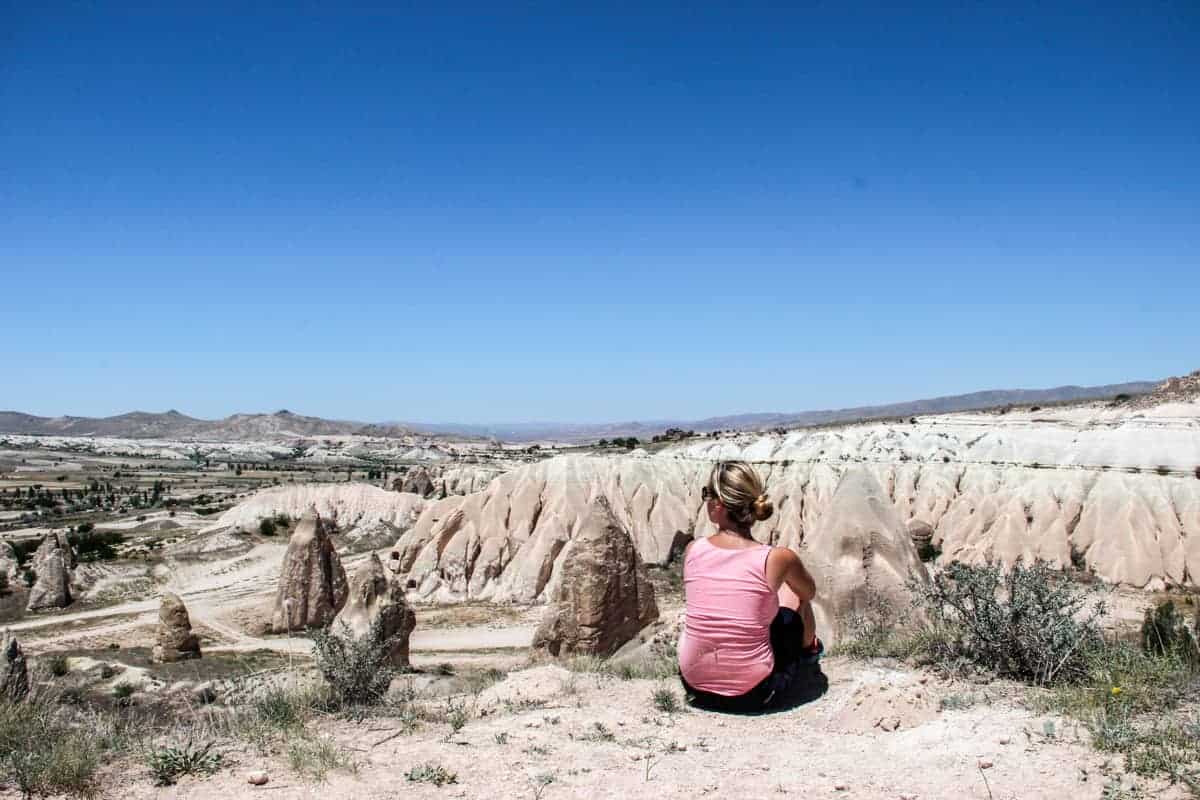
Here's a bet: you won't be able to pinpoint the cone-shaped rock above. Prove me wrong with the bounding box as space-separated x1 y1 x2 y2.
152 592 201 663
332 552 416 667
533 496 658 658
271 511 348 633
2 636 28 702
26 532 76 611
802 468 929 644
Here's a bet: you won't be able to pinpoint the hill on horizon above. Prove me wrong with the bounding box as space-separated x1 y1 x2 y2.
0 378 1158 443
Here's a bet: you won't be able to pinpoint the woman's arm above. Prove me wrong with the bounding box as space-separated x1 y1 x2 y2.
768 547 816 603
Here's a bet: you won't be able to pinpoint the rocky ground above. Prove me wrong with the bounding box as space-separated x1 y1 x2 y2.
63 657 1190 800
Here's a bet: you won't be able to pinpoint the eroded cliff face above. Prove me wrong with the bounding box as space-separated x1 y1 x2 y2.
393 405 1200 600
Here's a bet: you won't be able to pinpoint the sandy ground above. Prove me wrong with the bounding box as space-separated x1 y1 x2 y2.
85 658 1183 800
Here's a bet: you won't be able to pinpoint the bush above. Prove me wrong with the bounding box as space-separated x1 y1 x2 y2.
406 762 458 786
145 738 223 786
310 618 398 707
0 572 8 596
46 655 70 678
651 689 679 714
911 560 1105 686
1140 601 1200 666
258 519 277 537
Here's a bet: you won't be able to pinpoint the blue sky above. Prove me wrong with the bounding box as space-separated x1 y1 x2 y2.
2 2 1197 424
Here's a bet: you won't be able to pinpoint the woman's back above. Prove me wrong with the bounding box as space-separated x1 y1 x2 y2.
678 536 779 696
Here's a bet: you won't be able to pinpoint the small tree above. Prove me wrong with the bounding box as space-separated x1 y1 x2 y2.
258 518 277 537
1141 601 1200 666
310 618 399 707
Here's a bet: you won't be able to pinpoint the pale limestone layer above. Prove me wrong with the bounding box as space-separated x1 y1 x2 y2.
212 483 427 535
393 405 1200 601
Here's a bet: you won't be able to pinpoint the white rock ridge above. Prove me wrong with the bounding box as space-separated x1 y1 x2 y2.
392 401 1200 602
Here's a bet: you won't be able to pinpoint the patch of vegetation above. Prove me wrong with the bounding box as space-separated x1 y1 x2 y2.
0 692 101 799
310 618 398 707
144 738 223 786
406 761 458 786
112 682 135 705
258 518 277 537
46 654 70 678
651 688 680 714
1141 600 1200 666
286 735 354 781
67 529 125 562
912 561 1104 686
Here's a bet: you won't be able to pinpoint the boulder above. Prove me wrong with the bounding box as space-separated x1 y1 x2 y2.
332 552 416 667
532 496 658 658
907 520 934 550
270 511 348 633
2 635 28 702
152 592 201 663
26 532 76 611
801 468 929 644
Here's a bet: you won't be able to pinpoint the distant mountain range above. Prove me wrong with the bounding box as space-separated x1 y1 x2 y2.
0 409 417 442
0 379 1158 443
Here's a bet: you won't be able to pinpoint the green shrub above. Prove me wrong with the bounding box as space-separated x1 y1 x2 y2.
406 761 458 786
112 682 135 705
1140 601 1200 666
258 518 277 537
911 560 1104 686
46 655 70 678
310 619 398 707
651 689 679 714
145 738 223 786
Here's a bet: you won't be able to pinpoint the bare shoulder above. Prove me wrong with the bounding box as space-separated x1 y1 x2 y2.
767 545 801 567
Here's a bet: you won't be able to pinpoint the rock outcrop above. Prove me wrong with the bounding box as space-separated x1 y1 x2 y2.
271 511 349 633
332 553 416 667
152 592 201 663
800 469 929 641
532 497 658 657
0 541 18 585
26 532 76 611
211 483 426 539
394 466 437 497
2 636 28 702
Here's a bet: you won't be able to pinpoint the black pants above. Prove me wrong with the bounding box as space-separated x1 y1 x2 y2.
680 607 807 713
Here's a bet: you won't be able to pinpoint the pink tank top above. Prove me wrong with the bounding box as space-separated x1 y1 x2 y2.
678 536 779 696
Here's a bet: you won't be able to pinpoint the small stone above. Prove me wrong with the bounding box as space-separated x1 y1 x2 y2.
247 771 268 786
979 759 994 769
835 784 849 791
999 736 1011 745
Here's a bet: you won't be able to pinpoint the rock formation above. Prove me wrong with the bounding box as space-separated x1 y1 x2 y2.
800 469 929 641
152 592 201 663
395 466 437 497
26 532 76 611
332 552 416 667
907 520 934 551
532 497 658 658
0 541 18 585
1 636 28 702
271 511 349 633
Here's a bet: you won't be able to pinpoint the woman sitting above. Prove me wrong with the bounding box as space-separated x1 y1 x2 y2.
678 461 822 712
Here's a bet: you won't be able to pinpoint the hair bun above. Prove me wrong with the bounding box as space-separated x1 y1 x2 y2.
751 493 774 522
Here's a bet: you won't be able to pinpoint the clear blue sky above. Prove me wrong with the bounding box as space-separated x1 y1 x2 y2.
3 2 1197 424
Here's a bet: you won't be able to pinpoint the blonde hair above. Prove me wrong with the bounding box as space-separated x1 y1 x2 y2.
707 461 773 524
